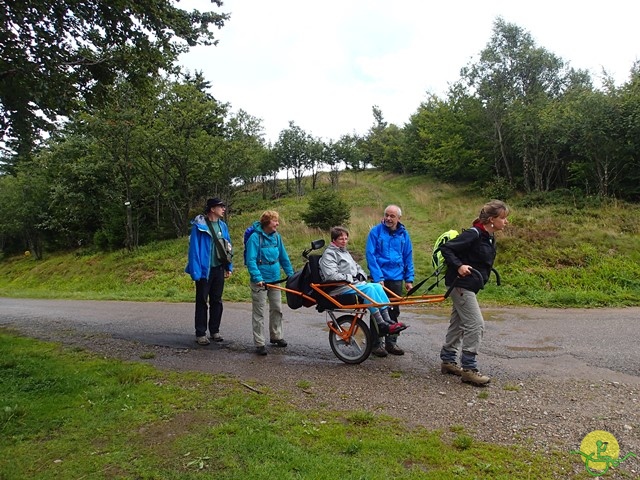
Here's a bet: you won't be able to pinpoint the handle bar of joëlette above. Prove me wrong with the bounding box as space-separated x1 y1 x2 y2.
266 269 480 308
405 267 487 297
262 239 486 309
263 280 451 311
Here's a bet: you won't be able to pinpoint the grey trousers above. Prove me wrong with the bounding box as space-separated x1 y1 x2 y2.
250 282 284 347
439 287 484 370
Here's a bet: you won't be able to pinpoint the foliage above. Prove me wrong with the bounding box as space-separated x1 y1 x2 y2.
563 85 634 198
3 16 640 260
135 76 229 237
0 159 51 258
273 121 313 196
460 17 573 192
2 172 640 308
0 0 228 158
225 109 268 188
333 134 366 186
481 176 514 202
405 91 491 182
0 75 237 255
301 188 351 231
370 18 640 202
361 106 386 169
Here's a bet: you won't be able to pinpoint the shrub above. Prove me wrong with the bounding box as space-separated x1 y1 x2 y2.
301 189 350 230
481 175 513 201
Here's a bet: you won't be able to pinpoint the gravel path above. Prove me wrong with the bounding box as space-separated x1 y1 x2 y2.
2 298 639 478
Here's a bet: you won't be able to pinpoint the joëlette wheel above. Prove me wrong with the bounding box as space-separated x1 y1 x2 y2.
328 315 372 364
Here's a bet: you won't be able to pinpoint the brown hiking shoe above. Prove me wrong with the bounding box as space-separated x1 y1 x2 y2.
371 346 388 357
385 344 405 356
441 362 463 376
461 369 491 386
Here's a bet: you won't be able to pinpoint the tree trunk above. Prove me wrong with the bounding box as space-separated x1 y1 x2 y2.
495 120 513 184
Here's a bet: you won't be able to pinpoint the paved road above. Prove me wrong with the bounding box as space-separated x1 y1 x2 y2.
1 297 638 383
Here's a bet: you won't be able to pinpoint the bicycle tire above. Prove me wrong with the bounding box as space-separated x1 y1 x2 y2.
328 315 372 364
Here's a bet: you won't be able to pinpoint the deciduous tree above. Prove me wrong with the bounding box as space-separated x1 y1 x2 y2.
274 121 312 196
0 0 228 158
462 18 568 190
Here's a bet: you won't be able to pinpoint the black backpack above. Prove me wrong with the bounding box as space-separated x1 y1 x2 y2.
285 263 314 309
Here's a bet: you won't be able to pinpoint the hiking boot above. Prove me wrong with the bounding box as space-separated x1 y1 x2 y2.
256 346 267 356
210 333 223 342
371 346 388 357
441 362 463 376
385 344 405 356
270 338 288 347
387 322 408 335
196 336 210 346
461 369 490 386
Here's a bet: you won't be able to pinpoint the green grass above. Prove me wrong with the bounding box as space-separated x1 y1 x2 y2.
477 391 490 400
2 170 640 307
503 383 522 392
296 379 312 389
0 329 581 479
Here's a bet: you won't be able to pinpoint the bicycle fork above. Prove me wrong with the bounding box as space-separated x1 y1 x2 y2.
326 309 368 341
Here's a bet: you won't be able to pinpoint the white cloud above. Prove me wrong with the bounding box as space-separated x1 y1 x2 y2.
177 0 640 143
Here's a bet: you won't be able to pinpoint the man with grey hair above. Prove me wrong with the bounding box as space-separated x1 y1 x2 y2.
365 204 414 356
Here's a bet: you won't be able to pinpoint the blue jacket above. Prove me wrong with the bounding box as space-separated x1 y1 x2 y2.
365 221 414 283
185 214 233 281
245 221 294 283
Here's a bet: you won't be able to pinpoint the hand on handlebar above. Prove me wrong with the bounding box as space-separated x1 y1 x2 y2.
457 265 473 277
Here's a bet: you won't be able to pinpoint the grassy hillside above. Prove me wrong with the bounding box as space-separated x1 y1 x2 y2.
2 171 640 307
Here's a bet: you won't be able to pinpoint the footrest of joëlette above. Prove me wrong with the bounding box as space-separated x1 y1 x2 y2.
314 293 360 313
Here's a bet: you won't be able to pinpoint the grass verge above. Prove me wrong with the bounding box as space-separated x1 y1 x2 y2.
0 329 582 479
2 172 640 307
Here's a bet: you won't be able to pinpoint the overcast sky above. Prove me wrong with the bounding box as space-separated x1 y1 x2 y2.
177 0 639 143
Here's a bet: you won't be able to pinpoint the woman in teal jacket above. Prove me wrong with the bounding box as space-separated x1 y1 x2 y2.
245 210 294 356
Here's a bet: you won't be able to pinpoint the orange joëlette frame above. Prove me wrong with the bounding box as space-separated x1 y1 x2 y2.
267 281 448 310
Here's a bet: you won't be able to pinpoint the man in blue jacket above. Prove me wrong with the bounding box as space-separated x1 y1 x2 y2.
366 205 414 357
185 198 233 346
